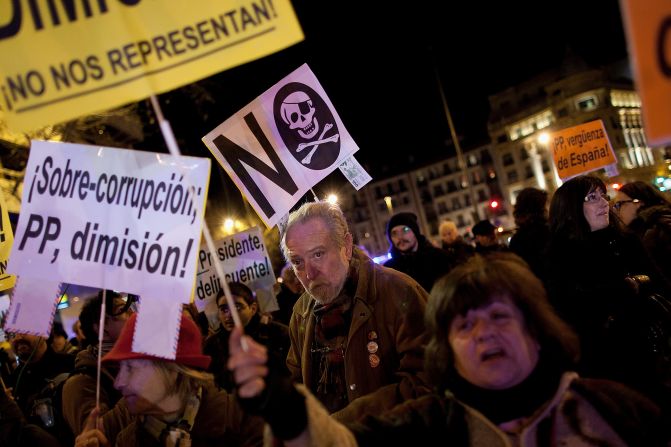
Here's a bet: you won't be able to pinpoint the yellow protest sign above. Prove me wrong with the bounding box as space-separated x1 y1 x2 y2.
620 0 671 145
549 119 617 180
0 0 303 131
0 188 15 291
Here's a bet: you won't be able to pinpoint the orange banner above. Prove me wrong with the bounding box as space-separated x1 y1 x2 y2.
621 0 671 145
549 119 617 180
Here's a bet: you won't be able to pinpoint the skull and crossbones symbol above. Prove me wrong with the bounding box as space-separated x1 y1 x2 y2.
280 91 340 165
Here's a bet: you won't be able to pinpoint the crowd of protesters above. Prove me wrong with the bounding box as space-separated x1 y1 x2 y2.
1 174 670 446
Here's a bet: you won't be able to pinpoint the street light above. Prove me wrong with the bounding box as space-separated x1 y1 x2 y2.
383 196 393 215
529 131 561 191
223 218 234 234
326 193 338 204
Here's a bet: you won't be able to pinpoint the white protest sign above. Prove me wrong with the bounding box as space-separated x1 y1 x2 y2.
202 63 359 228
5 141 210 358
195 226 277 329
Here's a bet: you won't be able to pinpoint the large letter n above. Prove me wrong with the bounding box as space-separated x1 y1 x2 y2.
211 113 298 219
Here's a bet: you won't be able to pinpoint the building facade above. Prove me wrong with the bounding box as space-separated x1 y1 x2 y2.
341 61 669 259
341 144 505 259
487 61 665 211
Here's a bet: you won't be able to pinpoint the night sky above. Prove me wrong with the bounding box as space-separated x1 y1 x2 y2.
150 0 630 210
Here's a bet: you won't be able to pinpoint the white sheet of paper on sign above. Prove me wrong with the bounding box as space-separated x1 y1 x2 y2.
133 298 184 360
4 276 62 337
339 156 372 191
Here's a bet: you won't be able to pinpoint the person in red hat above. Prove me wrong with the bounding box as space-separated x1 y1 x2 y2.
73 313 263 447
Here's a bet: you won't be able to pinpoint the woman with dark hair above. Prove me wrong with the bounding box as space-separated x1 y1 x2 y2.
227 254 667 446
615 181 671 284
545 175 668 406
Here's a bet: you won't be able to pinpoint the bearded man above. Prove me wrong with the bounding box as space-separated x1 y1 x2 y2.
280 201 430 423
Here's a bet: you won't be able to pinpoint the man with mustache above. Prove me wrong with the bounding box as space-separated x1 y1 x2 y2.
280 201 430 423
384 212 455 292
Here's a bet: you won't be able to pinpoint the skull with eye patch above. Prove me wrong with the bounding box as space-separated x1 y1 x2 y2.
274 82 342 170
280 91 319 139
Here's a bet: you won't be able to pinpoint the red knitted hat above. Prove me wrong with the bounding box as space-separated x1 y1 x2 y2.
102 313 211 370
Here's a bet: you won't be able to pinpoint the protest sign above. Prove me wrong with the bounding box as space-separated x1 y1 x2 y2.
0 0 303 131
620 0 671 145
0 188 16 291
202 63 360 228
195 226 277 329
548 119 617 180
4 140 210 357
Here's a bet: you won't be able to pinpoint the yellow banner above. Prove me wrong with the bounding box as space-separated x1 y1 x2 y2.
0 188 15 291
549 119 617 180
0 0 303 131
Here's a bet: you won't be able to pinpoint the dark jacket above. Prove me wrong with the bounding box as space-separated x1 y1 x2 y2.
509 217 550 280
203 313 290 392
545 226 666 401
8 347 75 418
440 238 474 266
0 391 62 447
288 248 430 423
384 236 454 292
272 284 302 326
631 204 671 289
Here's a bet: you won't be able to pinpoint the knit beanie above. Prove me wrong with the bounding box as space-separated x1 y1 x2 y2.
386 212 421 241
472 219 496 237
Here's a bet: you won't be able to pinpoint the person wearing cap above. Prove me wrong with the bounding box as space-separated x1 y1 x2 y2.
74 313 263 447
383 211 455 292
61 290 134 439
472 219 508 254
280 201 430 424
203 282 290 392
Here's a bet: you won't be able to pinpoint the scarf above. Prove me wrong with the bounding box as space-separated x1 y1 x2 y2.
447 355 564 425
311 273 357 413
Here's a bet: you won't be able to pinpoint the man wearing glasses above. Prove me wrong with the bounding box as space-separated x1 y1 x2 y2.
203 282 290 392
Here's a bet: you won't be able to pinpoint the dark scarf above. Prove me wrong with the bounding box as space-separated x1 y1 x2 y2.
447 355 564 425
311 272 357 413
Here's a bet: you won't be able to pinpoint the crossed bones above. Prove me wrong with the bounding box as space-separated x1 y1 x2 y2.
296 123 340 165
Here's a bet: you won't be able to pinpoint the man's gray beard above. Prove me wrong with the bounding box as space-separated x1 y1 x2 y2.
307 279 347 305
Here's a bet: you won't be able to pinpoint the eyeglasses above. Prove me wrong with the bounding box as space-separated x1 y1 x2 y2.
218 302 246 313
613 199 640 211
584 191 610 203
107 292 139 317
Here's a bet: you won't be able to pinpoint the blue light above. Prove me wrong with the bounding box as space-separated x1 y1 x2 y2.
373 253 392 264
